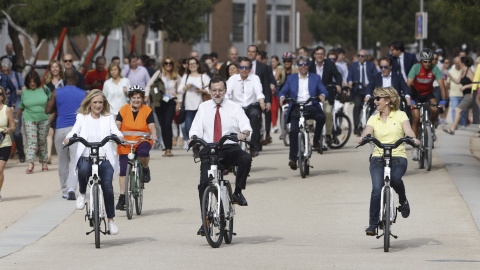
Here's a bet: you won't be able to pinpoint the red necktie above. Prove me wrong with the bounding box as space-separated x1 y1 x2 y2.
213 104 222 142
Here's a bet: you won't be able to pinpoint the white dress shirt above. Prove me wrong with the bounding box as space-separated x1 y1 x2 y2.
360 63 370 85
226 74 265 107
398 53 407 82
315 61 324 79
382 72 392 87
189 99 252 143
297 73 311 103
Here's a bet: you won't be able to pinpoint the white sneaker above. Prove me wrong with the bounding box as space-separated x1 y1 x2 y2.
76 193 86 210
109 221 119 235
412 148 419 161
183 143 188 150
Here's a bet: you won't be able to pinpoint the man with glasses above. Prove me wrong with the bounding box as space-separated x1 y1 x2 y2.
226 57 265 157
389 40 418 83
347 49 378 135
279 56 327 170
308 46 342 147
407 48 447 161
63 53 85 90
365 57 410 117
189 76 252 235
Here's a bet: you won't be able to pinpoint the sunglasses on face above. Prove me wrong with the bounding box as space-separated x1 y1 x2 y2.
328 58 337 61
374 96 386 101
379 65 389 70
164 62 173 66
283 60 292 63
358 54 366 58
64 60 73 63
422 60 432 64
297 62 308 67
238 65 251 70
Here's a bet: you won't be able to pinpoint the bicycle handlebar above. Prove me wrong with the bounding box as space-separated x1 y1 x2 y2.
283 96 320 105
356 135 417 149
124 135 153 145
188 133 240 152
351 81 366 89
63 134 123 149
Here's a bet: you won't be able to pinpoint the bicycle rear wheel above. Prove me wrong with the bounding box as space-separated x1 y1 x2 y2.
93 184 101 249
418 127 425 169
125 163 134 219
135 163 144 215
425 127 433 171
383 187 391 252
202 186 224 248
224 184 234 244
328 114 351 149
298 132 306 178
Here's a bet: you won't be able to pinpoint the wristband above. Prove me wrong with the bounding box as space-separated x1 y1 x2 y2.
439 100 447 106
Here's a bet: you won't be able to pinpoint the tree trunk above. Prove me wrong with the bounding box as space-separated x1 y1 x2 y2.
7 24 25 73
68 35 83 59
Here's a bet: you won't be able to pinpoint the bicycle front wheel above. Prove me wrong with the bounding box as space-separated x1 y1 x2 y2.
224 184 234 244
298 132 306 178
125 163 134 219
93 184 101 249
383 187 391 252
328 114 351 149
135 163 144 215
418 127 425 169
425 127 433 171
202 186 224 248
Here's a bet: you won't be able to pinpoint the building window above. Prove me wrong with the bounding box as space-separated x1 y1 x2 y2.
233 3 245 42
202 14 210 42
267 4 290 44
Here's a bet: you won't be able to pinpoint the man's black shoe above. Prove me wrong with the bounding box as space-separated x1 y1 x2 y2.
261 136 272 145
288 160 297 170
116 194 125 211
399 199 410 218
232 193 248 206
365 225 376 236
312 141 320 149
197 225 205 236
19 152 25 163
142 167 151 183
249 149 259 157
326 135 333 145
322 146 328 152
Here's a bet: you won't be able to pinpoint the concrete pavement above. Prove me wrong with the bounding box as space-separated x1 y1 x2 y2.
0 126 480 269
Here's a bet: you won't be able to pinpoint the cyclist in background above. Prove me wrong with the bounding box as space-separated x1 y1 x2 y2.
406 48 447 161
115 85 157 210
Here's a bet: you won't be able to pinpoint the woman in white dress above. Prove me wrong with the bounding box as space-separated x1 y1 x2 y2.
103 62 131 115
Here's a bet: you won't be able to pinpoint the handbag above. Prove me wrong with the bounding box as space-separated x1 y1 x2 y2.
151 72 166 108
177 92 187 124
201 75 211 102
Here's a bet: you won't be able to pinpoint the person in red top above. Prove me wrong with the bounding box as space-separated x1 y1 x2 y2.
85 56 107 91
115 85 157 210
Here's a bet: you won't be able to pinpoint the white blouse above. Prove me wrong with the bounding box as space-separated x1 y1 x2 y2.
103 77 131 115
177 74 210 110
145 70 182 102
66 113 124 176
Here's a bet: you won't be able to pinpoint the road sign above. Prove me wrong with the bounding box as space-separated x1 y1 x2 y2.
415 12 428 40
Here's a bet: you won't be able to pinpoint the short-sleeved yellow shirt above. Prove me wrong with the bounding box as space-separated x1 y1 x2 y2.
366 110 409 158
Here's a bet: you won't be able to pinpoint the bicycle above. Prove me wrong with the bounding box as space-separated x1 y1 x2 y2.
64 134 122 249
124 136 152 219
283 96 320 178
188 134 238 248
352 81 369 135
414 102 437 171
280 103 290 146
357 135 417 252
324 84 352 149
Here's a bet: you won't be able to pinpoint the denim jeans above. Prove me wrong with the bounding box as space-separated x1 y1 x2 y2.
184 110 197 139
77 159 115 219
450 96 467 126
369 157 408 226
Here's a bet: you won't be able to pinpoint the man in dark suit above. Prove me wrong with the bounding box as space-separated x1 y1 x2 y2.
389 40 418 83
279 55 327 170
247 45 272 149
365 56 411 117
217 47 239 80
308 46 342 146
347 49 378 135
0 44 17 72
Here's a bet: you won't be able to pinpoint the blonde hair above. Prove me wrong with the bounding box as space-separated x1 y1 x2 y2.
106 62 123 80
44 60 65 85
78 89 111 116
0 86 7 105
373 87 400 111
161 56 179 80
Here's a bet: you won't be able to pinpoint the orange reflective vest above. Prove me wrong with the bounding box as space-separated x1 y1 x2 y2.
117 104 153 155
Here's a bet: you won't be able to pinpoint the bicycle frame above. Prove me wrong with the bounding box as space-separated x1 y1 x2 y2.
378 153 396 226
298 103 311 159
207 164 234 223
88 163 105 220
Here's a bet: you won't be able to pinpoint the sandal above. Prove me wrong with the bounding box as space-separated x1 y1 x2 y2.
26 162 34 174
162 149 173 157
442 127 455 135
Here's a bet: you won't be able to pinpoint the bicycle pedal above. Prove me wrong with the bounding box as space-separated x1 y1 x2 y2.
376 234 383 239
391 233 398 239
232 232 237 236
309 165 313 168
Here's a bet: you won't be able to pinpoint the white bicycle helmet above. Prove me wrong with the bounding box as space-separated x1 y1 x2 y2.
419 48 433 61
128 85 145 96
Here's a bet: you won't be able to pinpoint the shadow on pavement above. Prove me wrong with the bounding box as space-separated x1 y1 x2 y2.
3 195 42 201
250 167 278 173
371 237 442 253
309 169 348 177
247 176 288 185
99 236 158 248
140 208 183 216
233 235 284 245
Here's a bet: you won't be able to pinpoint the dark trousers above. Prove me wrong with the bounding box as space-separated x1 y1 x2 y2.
155 100 176 150
244 105 262 152
77 159 115 219
198 144 252 206
353 93 365 129
13 114 24 155
264 109 271 137
289 105 325 161
369 157 408 226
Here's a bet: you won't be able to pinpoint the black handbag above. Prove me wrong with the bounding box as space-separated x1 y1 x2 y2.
177 92 187 124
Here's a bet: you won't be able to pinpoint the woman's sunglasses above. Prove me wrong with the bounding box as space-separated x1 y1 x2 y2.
164 61 173 66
